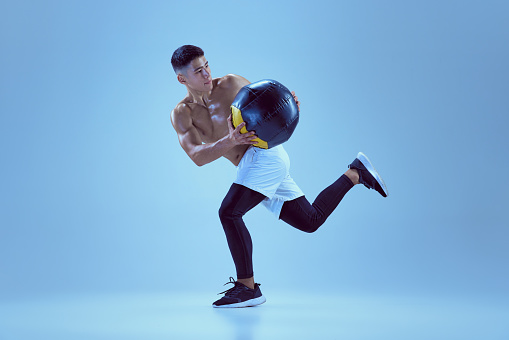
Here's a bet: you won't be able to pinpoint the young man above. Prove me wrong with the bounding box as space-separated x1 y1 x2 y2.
170 45 388 308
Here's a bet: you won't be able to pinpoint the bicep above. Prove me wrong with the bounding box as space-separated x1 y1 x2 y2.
171 108 203 156
178 127 203 155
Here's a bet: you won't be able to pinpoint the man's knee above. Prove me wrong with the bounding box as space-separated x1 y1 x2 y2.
218 203 229 223
301 221 320 233
286 216 322 233
218 201 241 224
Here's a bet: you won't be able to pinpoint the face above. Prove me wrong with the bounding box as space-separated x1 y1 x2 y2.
179 56 213 92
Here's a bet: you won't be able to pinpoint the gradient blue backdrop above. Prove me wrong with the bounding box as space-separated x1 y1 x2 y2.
1 0 508 303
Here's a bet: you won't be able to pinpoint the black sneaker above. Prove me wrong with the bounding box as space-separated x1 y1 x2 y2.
212 277 266 308
349 152 389 197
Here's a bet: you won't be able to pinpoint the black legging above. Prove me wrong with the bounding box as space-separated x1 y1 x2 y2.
218 174 354 279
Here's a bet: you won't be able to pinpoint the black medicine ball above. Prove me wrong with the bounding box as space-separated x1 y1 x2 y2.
231 79 299 149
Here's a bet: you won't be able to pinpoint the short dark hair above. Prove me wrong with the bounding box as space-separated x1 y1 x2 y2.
171 45 204 74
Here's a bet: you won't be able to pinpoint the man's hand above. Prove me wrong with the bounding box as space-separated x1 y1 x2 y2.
291 91 300 112
227 115 258 145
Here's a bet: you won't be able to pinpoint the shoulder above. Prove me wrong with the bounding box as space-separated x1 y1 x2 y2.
216 74 250 91
171 101 191 120
170 102 193 131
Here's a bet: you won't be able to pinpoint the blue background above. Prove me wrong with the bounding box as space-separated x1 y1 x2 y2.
1 0 508 305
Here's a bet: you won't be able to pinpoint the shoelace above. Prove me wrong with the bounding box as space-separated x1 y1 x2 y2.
218 277 245 296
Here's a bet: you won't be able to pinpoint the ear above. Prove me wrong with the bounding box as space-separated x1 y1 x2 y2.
177 73 186 84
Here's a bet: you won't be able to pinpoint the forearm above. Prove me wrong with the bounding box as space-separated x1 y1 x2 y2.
189 135 235 166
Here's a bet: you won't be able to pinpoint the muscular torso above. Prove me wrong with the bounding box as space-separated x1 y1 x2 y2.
173 74 250 166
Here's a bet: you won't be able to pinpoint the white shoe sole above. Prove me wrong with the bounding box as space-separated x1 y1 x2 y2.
357 152 389 197
213 295 266 308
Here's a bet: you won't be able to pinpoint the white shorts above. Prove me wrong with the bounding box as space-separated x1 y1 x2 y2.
234 145 304 218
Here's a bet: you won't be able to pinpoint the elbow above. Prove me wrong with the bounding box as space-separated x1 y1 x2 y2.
191 154 207 167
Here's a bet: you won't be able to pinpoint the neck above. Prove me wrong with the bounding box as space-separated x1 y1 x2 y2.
187 87 212 107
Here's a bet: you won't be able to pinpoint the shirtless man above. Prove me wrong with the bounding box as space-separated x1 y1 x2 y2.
170 45 388 308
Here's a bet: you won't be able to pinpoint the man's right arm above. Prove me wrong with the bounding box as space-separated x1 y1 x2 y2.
170 104 257 166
